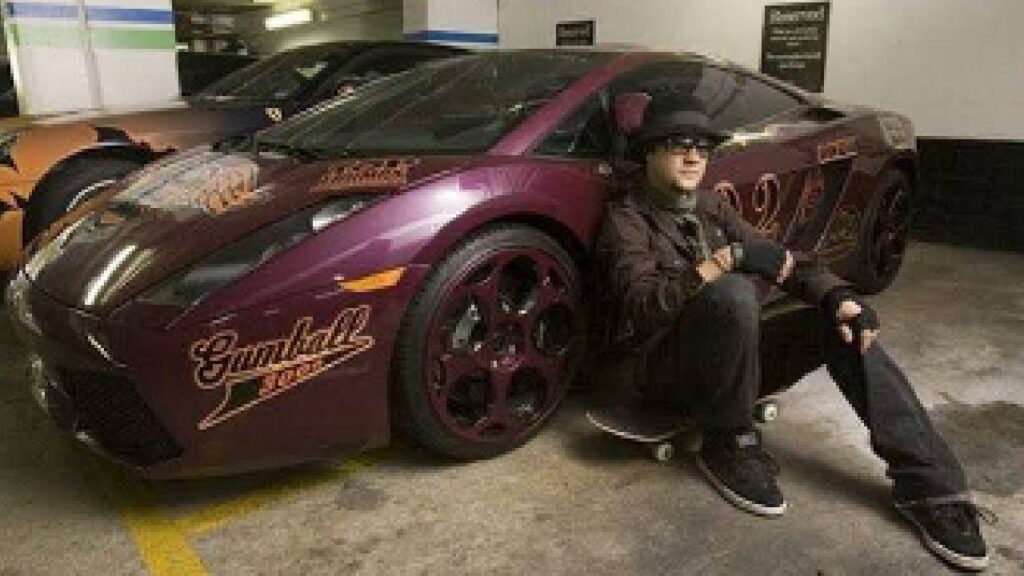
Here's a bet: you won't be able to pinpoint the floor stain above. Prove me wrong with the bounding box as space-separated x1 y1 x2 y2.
333 477 389 512
929 401 1024 497
996 544 1024 565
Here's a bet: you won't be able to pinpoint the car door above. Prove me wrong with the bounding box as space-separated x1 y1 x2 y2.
529 91 617 232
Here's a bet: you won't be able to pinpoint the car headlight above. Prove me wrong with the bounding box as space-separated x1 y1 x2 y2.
23 216 90 281
6 271 40 335
139 195 381 307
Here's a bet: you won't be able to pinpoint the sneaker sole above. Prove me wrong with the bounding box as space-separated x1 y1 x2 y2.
696 453 786 517
895 505 989 571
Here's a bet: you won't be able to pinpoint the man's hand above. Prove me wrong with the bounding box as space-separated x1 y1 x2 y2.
697 246 735 283
825 289 880 354
709 246 735 271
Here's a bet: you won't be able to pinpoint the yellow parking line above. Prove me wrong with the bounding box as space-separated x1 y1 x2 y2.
86 458 208 576
175 455 377 536
120 503 208 576
87 451 381 576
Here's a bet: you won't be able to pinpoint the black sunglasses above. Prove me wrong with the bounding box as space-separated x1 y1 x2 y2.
661 136 714 156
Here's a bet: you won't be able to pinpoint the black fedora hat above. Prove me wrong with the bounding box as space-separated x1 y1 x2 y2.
628 91 729 156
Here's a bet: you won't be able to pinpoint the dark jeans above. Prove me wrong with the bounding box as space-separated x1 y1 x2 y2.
647 273 967 502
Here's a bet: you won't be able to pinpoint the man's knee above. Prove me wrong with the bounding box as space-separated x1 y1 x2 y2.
697 273 760 328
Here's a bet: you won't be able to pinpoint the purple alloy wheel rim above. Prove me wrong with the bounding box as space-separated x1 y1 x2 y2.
871 182 910 279
424 247 579 444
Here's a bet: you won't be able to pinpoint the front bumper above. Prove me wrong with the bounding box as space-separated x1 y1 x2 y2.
7 271 182 468
6 263 421 478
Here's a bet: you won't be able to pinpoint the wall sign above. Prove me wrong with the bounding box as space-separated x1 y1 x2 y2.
556 20 595 46
760 2 831 93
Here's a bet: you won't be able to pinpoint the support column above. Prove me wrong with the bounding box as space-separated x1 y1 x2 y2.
2 0 179 116
403 0 497 48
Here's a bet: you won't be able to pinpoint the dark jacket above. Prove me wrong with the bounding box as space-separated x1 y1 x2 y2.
594 183 850 351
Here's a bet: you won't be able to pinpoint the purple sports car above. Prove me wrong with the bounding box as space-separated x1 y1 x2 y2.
6 50 916 477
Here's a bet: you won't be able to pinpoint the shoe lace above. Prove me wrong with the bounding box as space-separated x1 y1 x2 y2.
730 443 781 478
929 501 998 532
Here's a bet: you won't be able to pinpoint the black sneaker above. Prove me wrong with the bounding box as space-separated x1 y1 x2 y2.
896 500 990 571
696 428 785 517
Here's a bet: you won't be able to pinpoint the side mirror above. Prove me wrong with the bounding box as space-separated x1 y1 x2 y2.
612 92 651 135
334 71 385 97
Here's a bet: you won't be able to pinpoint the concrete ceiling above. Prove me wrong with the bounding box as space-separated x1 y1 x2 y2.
172 0 311 14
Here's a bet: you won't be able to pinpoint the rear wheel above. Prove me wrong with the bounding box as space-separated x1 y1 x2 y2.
850 170 912 294
394 225 583 459
22 158 141 244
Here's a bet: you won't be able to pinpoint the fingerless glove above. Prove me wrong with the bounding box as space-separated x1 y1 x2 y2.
731 240 786 280
822 287 880 332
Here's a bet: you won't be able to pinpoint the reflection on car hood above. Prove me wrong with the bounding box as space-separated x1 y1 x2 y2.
27 147 472 314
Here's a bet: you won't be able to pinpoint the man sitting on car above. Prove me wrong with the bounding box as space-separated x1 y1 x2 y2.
594 89 989 571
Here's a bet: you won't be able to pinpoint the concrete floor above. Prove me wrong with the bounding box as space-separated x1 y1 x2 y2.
2 241 1023 575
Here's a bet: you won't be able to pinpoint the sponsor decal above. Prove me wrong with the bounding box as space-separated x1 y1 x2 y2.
714 173 782 240
817 136 857 164
189 305 375 430
796 166 825 227
753 173 783 240
821 205 860 257
312 158 421 192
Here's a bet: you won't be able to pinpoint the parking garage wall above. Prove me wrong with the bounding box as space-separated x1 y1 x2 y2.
235 0 403 55
500 0 1024 251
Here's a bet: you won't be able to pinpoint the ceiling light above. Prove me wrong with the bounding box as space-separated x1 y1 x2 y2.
264 8 311 30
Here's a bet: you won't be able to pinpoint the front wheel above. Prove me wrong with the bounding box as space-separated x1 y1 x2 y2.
394 225 583 459
22 158 141 244
849 169 912 294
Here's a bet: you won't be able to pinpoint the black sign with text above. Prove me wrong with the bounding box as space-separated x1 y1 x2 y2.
556 20 595 46
760 2 830 92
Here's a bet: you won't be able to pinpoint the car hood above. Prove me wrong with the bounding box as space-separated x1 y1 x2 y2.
25 147 471 314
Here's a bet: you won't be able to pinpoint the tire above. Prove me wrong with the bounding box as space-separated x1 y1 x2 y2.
22 158 141 244
849 169 912 294
394 224 583 459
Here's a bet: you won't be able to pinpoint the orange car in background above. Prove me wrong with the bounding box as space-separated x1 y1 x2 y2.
0 40 465 269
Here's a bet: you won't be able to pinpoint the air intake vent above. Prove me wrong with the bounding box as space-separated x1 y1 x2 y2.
802 106 846 123
58 370 182 466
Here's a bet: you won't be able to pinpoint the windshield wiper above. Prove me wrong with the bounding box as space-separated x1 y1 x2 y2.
253 138 327 162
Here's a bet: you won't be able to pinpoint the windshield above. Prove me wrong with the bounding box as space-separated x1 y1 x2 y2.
196 44 353 102
256 51 612 157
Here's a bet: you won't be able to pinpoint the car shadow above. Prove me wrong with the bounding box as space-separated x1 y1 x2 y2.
766 439 904 526
556 391 904 528
0 305 897 529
